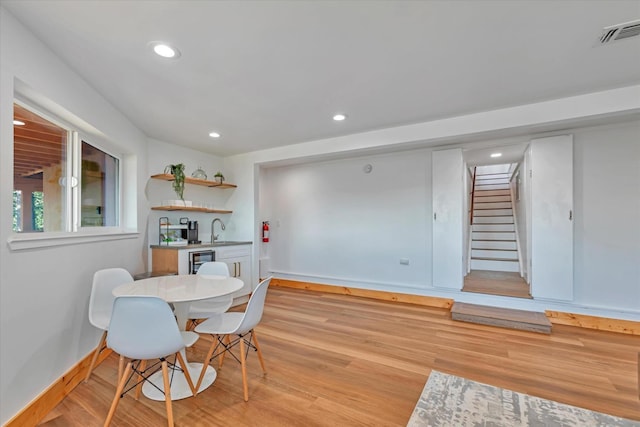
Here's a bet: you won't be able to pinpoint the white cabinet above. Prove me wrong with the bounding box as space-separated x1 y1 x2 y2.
215 245 252 299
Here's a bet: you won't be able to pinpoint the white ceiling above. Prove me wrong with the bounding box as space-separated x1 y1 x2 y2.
3 0 640 157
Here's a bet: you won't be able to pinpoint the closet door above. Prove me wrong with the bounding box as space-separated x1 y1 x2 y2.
432 148 464 290
531 135 574 301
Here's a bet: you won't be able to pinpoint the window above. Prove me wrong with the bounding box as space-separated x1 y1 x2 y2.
81 142 119 227
13 102 120 233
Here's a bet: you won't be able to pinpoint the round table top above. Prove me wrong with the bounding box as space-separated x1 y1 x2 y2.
113 274 243 303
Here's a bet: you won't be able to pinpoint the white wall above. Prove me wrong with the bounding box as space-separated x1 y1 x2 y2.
0 8 148 424
262 150 431 290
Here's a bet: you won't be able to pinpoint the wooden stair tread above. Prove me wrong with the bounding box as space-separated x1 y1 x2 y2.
471 256 519 261
471 247 518 252
451 302 551 334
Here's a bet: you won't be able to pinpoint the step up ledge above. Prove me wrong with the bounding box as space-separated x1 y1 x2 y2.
452 312 552 334
451 302 552 334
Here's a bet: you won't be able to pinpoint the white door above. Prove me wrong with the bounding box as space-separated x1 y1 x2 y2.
432 148 464 290
530 135 574 301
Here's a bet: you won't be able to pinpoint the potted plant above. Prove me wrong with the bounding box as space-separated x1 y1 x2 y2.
164 163 186 202
214 171 225 184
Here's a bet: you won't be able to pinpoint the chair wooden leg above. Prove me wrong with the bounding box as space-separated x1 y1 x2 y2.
118 355 125 381
85 330 107 382
252 330 267 374
104 362 133 427
195 338 217 393
135 360 147 400
161 360 174 427
176 351 196 396
239 337 249 402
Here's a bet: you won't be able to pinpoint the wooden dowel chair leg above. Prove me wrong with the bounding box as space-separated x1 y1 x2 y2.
85 330 107 383
239 337 249 402
195 338 217 393
252 330 267 374
176 351 196 396
161 360 174 427
104 362 133 427
135 360 147 400
118 355 125 382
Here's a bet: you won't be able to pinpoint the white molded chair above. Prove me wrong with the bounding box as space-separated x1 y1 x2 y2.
187 262 233 329
194 277 272 401
104 296 197 427
85 268 134 383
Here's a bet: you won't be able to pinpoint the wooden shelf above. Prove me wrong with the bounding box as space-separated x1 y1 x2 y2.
150 174 237 189
152 206 232 214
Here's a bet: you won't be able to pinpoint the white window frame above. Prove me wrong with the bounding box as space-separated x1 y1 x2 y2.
8 99 137 251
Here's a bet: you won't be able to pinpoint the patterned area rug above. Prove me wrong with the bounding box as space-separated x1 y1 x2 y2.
408 370 640 427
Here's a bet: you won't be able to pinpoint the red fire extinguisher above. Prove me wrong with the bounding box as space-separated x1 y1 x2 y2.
262 221 270 243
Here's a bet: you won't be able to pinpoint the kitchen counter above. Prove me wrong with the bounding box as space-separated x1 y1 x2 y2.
150 241 252 250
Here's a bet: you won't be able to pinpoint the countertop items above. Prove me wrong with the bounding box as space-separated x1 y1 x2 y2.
150 241 252 249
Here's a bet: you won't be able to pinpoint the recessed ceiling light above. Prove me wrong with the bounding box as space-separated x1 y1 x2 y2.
333 114 347 121
490 153 502 158
209 132 221 138
13 120 25 126
150 42 180 59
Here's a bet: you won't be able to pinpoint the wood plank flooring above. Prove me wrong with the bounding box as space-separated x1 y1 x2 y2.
39 288 639 426
463 269 532 298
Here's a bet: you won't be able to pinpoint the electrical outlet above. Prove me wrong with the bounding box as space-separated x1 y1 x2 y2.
400 258 409 265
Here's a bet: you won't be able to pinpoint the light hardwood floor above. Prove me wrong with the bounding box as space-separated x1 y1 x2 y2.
40 287 639 426
463 269 532 299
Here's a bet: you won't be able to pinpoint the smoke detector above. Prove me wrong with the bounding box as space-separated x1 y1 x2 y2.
599 19 640 45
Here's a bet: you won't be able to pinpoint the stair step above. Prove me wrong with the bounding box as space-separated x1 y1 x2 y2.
474 189 510 196
472 231 516 240
475 178 510 186
474 202 512 210
451 302 551 334
476 173 511 180
474 209 513 216
471 249 518 259
473 216 514 224
471 258 520 272
472 240 517 250
473 224 515 232
476 184 510 191
474 195 511 203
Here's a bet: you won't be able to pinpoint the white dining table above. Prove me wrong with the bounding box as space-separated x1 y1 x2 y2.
113 274 243 401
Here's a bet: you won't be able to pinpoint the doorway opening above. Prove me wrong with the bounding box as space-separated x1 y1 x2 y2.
463 145 530 299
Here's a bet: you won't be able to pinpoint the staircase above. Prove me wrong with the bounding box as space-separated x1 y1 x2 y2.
470 169 520 273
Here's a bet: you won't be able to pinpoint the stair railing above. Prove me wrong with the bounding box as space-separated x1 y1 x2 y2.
469 166 477 225
467 167 477 274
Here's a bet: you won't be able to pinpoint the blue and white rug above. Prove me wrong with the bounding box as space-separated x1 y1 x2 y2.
408 370 639 427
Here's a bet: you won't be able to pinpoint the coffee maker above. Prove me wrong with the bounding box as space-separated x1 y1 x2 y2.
180 218 200 244
187 221 200 244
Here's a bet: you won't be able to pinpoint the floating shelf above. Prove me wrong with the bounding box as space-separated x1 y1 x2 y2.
150 174 237 189
152 206 233 214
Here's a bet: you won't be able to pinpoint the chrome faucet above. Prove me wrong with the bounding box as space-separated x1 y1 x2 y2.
211 218 225 243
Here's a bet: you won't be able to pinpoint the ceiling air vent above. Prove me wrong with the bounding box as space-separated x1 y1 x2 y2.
599 19 640 45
